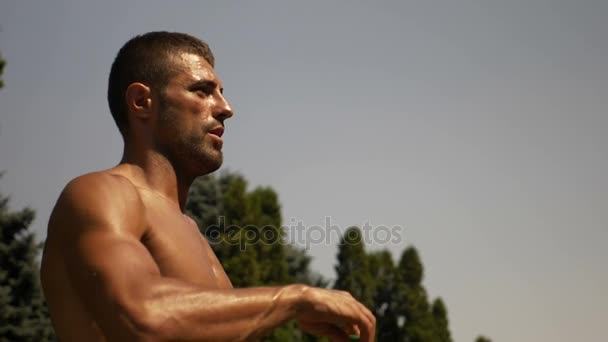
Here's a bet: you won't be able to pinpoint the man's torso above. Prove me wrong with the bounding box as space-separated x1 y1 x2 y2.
41 169 232 341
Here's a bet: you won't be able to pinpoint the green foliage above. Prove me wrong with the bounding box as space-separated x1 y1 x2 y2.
333 236 458 342
286 245 329 288
432 298 452 342
0 183 55 341
187 171 326 341
368 250 400 341
0 59 54 340
186 174 224 236
247 187 289 285
188 172 289 287
395 247 439 342
398 246 424 286
475 336 492 342
333 227 375 309
215 173 263 286
187 172 329 289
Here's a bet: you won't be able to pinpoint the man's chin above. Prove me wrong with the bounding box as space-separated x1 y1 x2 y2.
197 152 223 175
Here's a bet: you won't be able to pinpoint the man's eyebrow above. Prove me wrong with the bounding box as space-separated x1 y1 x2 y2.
187 79 224 94
188 79 217 90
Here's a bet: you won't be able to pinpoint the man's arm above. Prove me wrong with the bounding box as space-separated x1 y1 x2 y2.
48 174 375 342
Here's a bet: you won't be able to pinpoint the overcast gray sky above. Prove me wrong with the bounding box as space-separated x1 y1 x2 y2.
1 1 607 341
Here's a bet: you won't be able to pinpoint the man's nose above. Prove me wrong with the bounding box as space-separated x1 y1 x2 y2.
214 93 234 121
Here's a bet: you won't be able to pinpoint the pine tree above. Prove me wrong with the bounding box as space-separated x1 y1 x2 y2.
246 187 289 285
432 298 452 342
186 174 223 238
333 227 375 309
286 245 329 287
395 246 438 342
368 250 400 341
0 182 55 341
188 172 261 287
187 172 327 341
0 56 54 341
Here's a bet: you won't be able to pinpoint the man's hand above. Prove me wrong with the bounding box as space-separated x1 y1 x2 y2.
294 286 375 342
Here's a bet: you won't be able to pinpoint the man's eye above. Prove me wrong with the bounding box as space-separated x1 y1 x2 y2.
195 89 212 97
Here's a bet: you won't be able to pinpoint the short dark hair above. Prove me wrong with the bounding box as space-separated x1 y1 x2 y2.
107 31 215 135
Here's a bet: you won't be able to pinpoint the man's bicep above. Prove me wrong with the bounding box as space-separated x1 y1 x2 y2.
63 226 162 335
67 227 161 282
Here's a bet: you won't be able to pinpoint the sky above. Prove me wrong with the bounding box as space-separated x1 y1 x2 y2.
1 1 607 341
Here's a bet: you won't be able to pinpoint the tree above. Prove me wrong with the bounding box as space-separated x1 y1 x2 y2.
246 186 289 285
187 171 326 341
368 250 400 341
186 174 223 237
395 246 439 342
188 172 329 289
475 336 492 342
188 172 491 341
0 182 55 341
333 227 375 309
432 298 452 342
398 246 424 286
286 245 329 288
187 173 259 286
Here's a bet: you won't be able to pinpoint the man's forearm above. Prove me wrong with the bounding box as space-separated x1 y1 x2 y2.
131 279 307 342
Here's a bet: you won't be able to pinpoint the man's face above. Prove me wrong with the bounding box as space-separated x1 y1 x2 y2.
154 52 233 176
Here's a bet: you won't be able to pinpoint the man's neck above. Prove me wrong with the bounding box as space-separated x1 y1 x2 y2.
119 144 193 212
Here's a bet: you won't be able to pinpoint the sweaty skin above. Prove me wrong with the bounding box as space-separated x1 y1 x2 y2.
41 52 375 342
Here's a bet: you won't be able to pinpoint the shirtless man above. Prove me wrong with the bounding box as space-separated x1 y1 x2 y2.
40 32 375 341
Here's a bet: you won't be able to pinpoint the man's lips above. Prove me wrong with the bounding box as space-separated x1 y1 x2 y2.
208 126 224 138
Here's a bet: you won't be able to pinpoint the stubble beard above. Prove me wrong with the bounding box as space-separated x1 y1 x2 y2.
157 101 223 177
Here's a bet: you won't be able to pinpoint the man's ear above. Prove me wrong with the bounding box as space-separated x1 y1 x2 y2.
125 82 153 120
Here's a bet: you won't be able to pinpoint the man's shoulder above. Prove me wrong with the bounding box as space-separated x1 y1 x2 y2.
62 170 141 206
50 170 145 233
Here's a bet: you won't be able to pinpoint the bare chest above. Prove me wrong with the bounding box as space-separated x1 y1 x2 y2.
142 207 232 289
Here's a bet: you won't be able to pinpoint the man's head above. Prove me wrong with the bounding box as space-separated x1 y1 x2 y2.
108 31 215 136
108 31 233 175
